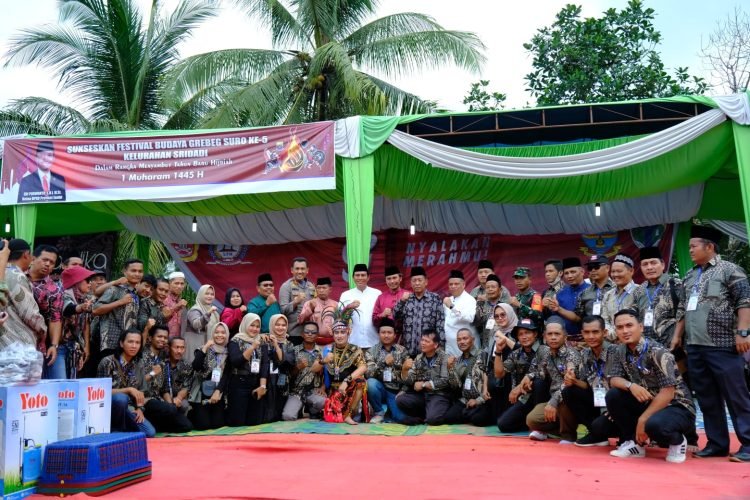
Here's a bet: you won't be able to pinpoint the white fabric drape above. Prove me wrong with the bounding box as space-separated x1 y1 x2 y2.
385 109 727 179
707 220 749 243
334 116 360 157
713 93 750 125
118 184 703 245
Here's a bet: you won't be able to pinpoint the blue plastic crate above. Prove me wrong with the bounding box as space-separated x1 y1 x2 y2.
39 432 150 495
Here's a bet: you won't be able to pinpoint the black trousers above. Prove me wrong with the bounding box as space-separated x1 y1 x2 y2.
144 399 193 433
226 374 266 426
396 391 452 425
605 388 695 446
562 385 601 429
497 377 548 433
688 346 750 453
189 401 226 430
444 400 494 426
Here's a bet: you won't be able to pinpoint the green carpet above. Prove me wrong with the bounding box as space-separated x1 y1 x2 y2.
157 419 528 438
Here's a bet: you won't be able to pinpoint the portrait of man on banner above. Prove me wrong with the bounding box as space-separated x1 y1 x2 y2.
17 140 67 203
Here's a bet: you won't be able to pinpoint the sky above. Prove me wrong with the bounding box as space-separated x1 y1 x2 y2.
0 0 742 113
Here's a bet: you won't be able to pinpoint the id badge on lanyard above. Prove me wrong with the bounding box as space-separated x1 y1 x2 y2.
644 309 654 327
250 359 261 374
592 301 602 316
687 294 699 311
593 386 606 407
485 318 496 331
463 378 472 391
211 367 222 383
383 368 393 382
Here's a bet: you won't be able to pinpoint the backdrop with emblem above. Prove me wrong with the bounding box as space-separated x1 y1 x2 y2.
168 225 674 303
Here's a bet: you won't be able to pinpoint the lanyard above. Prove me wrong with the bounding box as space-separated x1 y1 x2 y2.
119 356 134 380
425 355 437 368
615 287 631 310
166 363 173 395
692 267 704 295
645 284 662 308
628 339 650 374
551 352 566 374
595 359 605 379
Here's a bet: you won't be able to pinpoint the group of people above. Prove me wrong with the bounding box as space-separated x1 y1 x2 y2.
1 224 748 464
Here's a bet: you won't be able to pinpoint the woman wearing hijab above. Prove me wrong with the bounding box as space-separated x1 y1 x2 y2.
220 288 246 338
264 314 296 422
185 284 220 364
226 313 270 426
483 302 520 424
189 321 231 430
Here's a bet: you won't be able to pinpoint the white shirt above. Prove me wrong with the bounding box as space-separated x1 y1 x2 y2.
340 286 382 348
443 290 477 356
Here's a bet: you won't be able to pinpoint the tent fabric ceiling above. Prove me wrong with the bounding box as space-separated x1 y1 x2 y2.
118 184 703 245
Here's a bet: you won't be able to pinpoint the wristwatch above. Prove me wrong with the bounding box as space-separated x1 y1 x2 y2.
149 370 156 378
737 330 749 338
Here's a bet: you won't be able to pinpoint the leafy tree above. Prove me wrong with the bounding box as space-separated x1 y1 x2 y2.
523 1 707 105
462 80 506 111
164 0 486 127
700 6 750 93
0 0 217 136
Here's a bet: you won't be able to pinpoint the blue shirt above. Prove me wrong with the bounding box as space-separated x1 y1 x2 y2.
556 281 590 337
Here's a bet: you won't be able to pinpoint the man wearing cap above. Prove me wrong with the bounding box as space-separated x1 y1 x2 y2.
495 318 545 433
474 274 508 349
248 273 282 333
574 255 614 327
443 270 477 357
339 264 382 350
298 277 338 345
542 259 564 319
0 239 47 354
279 257 316 342
682 225 750 462
521 316 582 443
509 267 543 324
470 259 512 303
393 266 445 357
27 244 65 378
601 253 638 337
366 318 410 423
163 271 188 338
549 257 590 341
372 265 408 331
632 247 685 348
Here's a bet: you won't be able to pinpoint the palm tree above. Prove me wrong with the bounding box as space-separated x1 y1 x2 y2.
162 0 486 128
0 0 217 136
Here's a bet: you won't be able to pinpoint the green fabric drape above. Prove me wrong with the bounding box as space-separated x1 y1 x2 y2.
674 220 694 278
13 205 37 247
374 123 734 205
732 122 750 240
342 155 375 287
135 234 151 273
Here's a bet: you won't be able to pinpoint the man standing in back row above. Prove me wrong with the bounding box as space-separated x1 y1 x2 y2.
394 267 445 357
681 225 750 463
279 257 316 344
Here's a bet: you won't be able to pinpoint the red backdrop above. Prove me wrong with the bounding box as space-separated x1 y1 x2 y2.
173 225 674 302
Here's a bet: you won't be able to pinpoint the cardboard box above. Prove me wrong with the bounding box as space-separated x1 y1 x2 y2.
0 382 59 500
56 379 112 441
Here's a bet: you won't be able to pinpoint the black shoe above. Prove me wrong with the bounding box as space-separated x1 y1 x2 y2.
729 451 750 463
574 434 609 447
693 447 729 458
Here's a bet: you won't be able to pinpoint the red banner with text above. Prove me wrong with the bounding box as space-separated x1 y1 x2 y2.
172 225 674 303
0 122 335 205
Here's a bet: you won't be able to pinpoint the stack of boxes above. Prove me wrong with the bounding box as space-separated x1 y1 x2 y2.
0 379 111 499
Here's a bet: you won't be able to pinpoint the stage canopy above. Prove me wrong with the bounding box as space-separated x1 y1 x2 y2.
1 92 749 281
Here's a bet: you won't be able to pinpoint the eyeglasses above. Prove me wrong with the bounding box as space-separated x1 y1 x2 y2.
494 313 506 319
302 330 318 334
586 264 603 271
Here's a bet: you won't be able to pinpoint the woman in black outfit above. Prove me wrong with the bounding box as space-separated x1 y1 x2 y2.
189 321 231 430
226 313 269 426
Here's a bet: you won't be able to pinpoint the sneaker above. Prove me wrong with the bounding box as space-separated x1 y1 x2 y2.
666 436 687 463
370 414 384 424
529 431 548 441
575 434 610 447
610 440 646 458
559 440 575 445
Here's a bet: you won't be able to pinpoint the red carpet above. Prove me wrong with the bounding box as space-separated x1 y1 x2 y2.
33 433 748 499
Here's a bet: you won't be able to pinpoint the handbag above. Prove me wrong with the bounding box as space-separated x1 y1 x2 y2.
201 380 217 398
